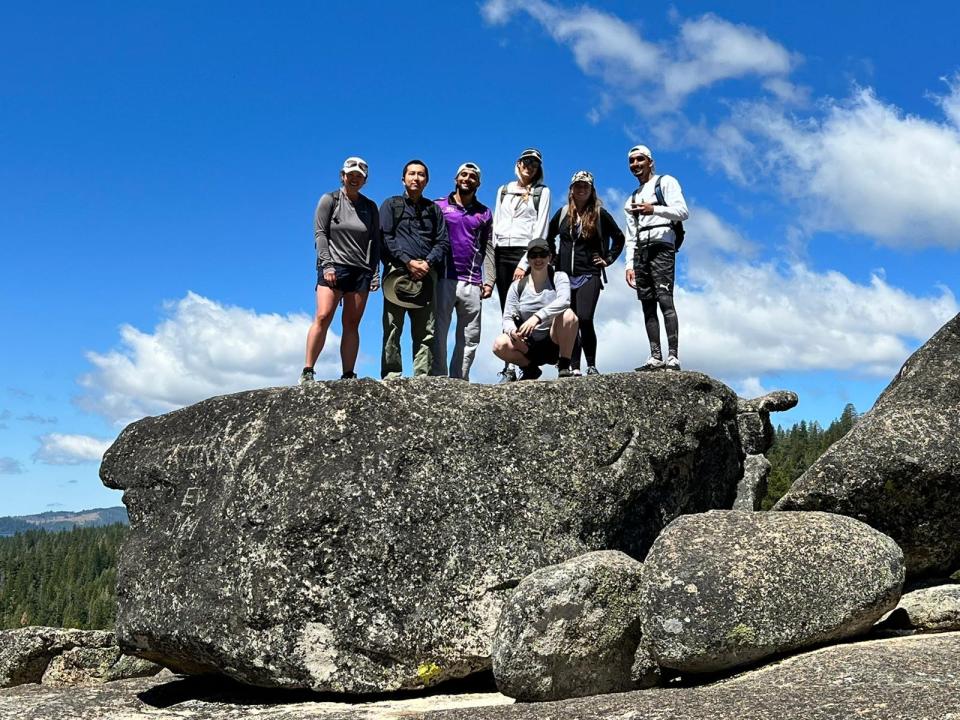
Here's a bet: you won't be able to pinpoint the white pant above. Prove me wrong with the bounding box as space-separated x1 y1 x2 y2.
431 279 482 381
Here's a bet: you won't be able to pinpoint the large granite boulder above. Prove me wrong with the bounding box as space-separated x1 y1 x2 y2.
640 510 904 673
491 550 649 701
776 313 960 577
0 627 160 688
100 372 745 693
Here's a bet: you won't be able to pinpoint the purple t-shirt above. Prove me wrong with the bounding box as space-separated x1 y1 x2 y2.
436 194 493 284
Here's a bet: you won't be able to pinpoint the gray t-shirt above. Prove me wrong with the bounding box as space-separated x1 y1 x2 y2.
315 189 381 272
501 270 571 340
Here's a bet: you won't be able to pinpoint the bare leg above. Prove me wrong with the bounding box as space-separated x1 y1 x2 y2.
492 333 531 367
550 309 580 358
304 285 342 368
339 291 369 374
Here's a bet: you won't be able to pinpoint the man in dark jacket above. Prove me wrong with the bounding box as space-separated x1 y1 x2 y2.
379 159 450 378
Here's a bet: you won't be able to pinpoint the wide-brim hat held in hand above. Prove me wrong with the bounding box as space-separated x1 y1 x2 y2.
382 267 434 309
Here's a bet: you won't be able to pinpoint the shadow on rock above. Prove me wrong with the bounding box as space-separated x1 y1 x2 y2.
138 669 498 708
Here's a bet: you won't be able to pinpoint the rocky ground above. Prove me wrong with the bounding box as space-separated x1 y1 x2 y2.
4 632 959 719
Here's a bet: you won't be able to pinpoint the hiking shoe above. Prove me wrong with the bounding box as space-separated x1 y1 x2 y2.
498 367 518 383
518 365 542 381
298 367 315 385
635 356 665 372
340 371 358 379
571 369 582 377
665 355 682 371
585 366 600 376
557 367 573 378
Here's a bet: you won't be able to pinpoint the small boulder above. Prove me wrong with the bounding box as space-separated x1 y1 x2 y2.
879 584 960 634
491 551 651 701
776 314 960 577
737 391 799 414
641 510 905 673
0 627 161 688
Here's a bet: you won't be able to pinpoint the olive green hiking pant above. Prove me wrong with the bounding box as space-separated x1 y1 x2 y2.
381 298 436 378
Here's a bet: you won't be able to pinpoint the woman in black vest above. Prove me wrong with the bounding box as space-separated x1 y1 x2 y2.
545 170 624 375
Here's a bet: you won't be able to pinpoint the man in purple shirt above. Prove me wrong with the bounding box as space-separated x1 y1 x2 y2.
430 162 494 381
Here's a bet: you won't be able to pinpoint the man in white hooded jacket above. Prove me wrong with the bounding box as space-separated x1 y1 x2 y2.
624 144 689 371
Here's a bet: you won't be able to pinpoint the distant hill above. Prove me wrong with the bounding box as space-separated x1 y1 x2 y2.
0 506 127 537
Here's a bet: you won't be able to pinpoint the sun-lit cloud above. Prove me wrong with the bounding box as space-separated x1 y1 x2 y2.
78 292 337 425
717 86 960 249
481 1 797 112
464 208 957 387
32 433 113 465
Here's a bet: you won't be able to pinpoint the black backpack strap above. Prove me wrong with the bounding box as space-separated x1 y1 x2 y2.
516 265 555 297
389 196 406 236
654 175 666 206
532 184 544 213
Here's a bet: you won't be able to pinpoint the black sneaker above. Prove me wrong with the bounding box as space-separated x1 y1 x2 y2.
518 365 542 381
557 367 573 378
298 368 315 385
340 371 358 379
497 367 518 383
585 366 600 376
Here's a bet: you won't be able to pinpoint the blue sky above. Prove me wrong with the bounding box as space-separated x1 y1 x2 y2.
2 1 958 515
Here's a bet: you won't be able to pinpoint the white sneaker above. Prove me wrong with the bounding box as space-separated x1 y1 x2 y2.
665 355 682 371
298 368 315 385
635 356 665 372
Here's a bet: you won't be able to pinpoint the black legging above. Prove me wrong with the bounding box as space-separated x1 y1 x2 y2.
570 275 603 370
494 247 527 311
641 296 679 358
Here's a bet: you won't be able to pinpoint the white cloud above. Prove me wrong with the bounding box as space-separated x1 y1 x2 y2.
481 1 796 112
78 292 336 425
727 87 960 248
32 434 112 465
0 457 25 474
466 210 957 387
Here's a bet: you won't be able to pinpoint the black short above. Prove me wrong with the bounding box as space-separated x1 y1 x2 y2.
633 244 676 301
317 264 373 293
524 334 561 368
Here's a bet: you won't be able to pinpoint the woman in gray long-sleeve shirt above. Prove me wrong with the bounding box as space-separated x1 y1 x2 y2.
299 157 381 384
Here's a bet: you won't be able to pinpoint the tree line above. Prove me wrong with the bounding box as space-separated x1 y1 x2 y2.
0 524 125 630
0 405 858 630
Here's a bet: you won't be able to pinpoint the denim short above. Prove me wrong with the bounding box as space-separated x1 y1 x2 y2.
317 264 373 293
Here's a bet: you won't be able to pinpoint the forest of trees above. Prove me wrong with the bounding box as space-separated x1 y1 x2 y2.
0 405 859 630
0 524 125 630
760 403 859 509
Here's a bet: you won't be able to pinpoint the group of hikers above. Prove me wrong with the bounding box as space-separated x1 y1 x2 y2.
299 145 689 384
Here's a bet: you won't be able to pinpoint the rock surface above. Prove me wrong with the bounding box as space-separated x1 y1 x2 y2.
736 390 798 414
736 412 773 455
640 510 904 673
100 372 745 693
776 313 960 577
879 584 960 633
4 634 960 719
491 550 648 701
732 454 770 511
0 627 160 688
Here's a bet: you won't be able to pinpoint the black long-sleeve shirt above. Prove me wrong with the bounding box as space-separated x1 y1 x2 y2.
546 206 625 277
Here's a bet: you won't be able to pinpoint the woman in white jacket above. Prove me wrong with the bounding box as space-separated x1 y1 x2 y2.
491 148 552 382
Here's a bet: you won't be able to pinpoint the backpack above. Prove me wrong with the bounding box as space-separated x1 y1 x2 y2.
516 265 556 296
499 184 545 214
631 175 685 250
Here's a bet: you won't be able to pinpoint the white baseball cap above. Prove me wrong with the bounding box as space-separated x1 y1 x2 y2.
342 156 368 177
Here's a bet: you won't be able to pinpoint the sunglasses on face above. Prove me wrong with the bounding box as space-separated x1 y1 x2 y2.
520 158 541 167
527 250 549 259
